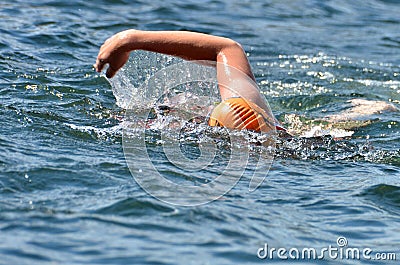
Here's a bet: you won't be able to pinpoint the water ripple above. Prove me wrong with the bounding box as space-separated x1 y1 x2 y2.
1 0 399 264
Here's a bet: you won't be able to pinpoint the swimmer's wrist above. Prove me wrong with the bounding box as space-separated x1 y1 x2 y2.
115 29 141 51
122 30 169 52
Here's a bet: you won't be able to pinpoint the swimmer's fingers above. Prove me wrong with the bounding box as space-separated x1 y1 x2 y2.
94 32 132 77
95 51 130 78
105 64 117 78
110 51 130 78
94 39 110 72
94 57 106 73
94 42 111 72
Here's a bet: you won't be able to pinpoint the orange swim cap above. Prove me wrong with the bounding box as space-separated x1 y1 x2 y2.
208 97 272 132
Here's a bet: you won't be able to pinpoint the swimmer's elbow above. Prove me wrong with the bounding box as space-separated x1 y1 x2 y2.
216 37 255 81
223 39 244 52
218 39 246 60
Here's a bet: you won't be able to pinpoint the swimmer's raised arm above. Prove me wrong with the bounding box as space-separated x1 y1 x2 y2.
94 29 256 100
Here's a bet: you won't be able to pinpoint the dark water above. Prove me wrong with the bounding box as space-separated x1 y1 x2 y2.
1 0 399 264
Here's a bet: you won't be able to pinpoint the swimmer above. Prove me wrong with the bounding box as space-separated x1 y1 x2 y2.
94 29 284 133
94 30 398 137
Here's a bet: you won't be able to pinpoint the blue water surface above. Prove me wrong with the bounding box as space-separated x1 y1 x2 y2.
0 0 399 264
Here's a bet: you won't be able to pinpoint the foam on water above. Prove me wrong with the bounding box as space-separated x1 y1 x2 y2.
99 55 400 167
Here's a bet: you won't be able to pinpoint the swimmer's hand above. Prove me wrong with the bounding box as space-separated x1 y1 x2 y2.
94 30 134 78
